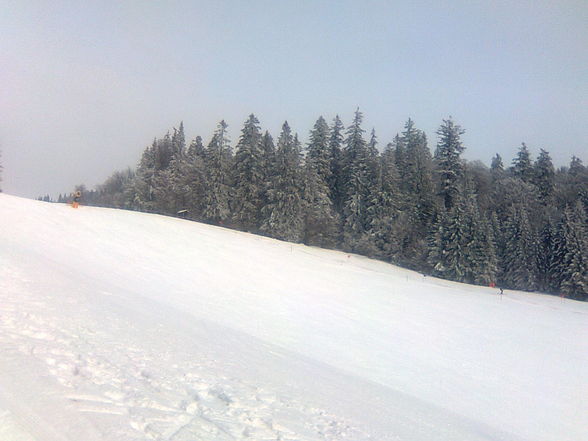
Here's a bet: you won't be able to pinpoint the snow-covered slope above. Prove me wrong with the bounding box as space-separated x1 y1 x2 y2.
1 193 586 441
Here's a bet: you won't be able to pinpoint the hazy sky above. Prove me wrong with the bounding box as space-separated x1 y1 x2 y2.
2 0 587 198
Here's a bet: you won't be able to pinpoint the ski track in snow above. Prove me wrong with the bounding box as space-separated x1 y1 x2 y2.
0 264 369 441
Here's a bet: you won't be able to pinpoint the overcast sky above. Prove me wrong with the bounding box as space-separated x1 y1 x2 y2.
1 0 587 198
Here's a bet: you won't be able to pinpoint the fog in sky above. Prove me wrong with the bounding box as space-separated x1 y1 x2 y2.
1 0 587 198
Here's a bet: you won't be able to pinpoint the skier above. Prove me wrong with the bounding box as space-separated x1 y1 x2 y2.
72 190 81 209
499 287 504 296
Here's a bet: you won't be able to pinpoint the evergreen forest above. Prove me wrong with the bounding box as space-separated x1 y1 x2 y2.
51 111 588 300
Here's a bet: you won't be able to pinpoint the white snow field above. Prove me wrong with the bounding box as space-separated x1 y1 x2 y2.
0 193 587 441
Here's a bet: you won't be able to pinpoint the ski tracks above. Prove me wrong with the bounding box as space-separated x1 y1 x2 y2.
0 265 370 441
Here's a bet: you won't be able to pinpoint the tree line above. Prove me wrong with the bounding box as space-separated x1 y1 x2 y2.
54 111 588 300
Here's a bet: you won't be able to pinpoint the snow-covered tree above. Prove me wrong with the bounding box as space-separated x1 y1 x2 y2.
435 118 466 210
133 140 158 212
559 202 588 300
232 114 265 232
533 149 555 204
369 142 401 260
341 109 372 250
302 159 338 247
307 116 332 186
328 115 345 214
203 120 233 224
429 184 496 285
261 122 304 242
187 136 205 159
511 143 534 184
490 153 504 182
500 205 538 290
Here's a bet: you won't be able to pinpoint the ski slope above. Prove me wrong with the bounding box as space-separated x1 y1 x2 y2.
1 193 587 441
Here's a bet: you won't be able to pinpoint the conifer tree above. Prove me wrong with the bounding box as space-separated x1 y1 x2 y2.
565 156 588 208
463 184 498 285
304 117 339 246
150 124 190 215
328 115 345 214
171 122 186 157
133 141 158 211
429 201 469 282
393 133 407 184
203 120 233 224
537 220 558 292
260 131 277 209
501 205 538 290
152 164 178 215
490 153 504 182
370 142 401 259
232 114 264 231
153 132 174 171
435 118 466 210
307 116 332 185
401 119 435 221
260 122 304 241
181 140 207 219
341 109 372 250
428 184 496 285
260 131 276 180
367 128 381 186
302 159 338 247
187 136 205 159
559 202 588 300
393 119 435 268
511 143 534 183
533 149 555 204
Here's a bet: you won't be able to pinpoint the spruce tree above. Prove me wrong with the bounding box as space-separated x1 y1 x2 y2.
307 116 332 185
232 114 265 231
401 119 435 221
501 205 538 290
364 128 383 236
133 141 158 212
428 184 496 285
153 132 174 172
260 122 304 242
187 136 205 159
341 109 372 250
181 141 206 219
537 220 558 292
328 115 345 214
396 119 435 268
260 130 277 210
370 142 401 260
260 131 276 182
511 143 534 183
302 159 338 247
429 201 469 282
559 202 588 300
203 120 233 224
533 149 555 204
490 153 504 182
463 183 497 285
435 118 466 210
171 122 186 157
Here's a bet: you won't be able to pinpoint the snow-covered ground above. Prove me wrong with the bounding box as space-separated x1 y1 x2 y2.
0 193 586 441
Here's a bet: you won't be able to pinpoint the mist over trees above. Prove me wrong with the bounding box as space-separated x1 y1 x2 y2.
57 112 588 300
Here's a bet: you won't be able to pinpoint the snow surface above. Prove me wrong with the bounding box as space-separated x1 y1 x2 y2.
0 193 587 441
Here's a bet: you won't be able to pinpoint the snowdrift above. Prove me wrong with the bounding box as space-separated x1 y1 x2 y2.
1 193 586 441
